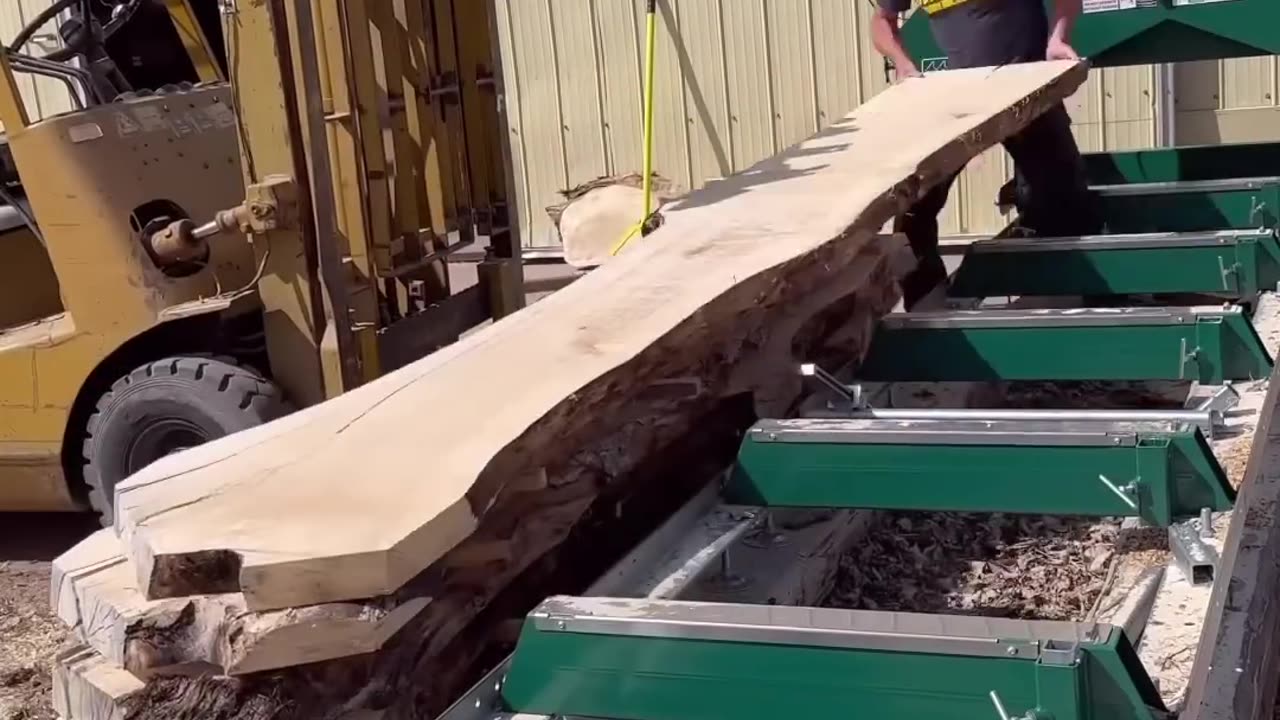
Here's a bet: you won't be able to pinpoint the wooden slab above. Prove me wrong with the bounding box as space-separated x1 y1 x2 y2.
105 60 1089 612
52 529 426 676
52 646 143 720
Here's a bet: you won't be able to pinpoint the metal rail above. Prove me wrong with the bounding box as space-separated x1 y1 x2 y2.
1182 361 1280 720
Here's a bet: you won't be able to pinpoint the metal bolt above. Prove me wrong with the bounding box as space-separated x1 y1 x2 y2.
1006 646 1019 657
1200 507 1214 540
556 621 566 630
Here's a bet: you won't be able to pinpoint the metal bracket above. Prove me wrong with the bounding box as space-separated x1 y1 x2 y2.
1195 384 1241 417
1179 338 1203 381
799 363 866 409
429 72 461 103
1219 256 1242 292
1169 512 1219 585
1251 196 1268 228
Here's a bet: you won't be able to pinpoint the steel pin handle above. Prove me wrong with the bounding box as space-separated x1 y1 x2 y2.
990 691 1013 720
1099 474 1139 510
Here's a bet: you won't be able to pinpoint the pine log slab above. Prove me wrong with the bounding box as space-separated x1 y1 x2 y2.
102 60 1089 615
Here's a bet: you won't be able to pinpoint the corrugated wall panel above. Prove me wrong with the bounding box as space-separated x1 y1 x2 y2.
721 0 774 170
548 0 609 185
0 0 75 128
764 1 818 153
674 0 733 184
811 0 862 129
500 1 1280 247
591 0 644 176
646 2 693 192
502 1 568 246
1175 57 1280 146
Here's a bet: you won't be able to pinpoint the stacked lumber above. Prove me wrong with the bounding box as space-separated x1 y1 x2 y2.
50 60 1088 720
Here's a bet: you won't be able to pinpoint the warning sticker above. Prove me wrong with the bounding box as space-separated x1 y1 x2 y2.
115 112 141 137
1084 0 1157 12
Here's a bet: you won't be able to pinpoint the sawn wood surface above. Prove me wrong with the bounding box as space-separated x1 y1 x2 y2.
104 60 1090 612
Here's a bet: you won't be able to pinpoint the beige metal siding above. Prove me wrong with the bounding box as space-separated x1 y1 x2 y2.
0 1 77 127
1174 57 1280 145
495 1 1273 248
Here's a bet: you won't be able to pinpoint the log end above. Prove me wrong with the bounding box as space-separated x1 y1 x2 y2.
145 549 243 600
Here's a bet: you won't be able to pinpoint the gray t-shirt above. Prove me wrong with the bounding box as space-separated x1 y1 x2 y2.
880 0 1050 70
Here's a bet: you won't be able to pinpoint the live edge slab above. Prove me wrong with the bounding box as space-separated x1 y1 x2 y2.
97 61 1089 616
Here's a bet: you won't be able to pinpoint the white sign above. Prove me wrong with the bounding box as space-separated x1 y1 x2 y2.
1084 0 1161 12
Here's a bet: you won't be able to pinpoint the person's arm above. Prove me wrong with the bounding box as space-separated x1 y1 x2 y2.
1047 0 1082 60
870 4 919 81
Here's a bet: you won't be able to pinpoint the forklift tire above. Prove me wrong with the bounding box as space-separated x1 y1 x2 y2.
82 356 289 525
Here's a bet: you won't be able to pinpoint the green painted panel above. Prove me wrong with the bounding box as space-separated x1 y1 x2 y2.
949 233 1280 299
1097 184 1280 234
857 312 1273 384
727 426 1233 527
902 0 1280 69
503 616 1163 720
1084 144 1280 186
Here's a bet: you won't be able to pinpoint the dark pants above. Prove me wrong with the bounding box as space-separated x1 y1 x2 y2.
896 102 1103 308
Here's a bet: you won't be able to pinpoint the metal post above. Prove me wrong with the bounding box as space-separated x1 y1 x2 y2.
289 0 361 391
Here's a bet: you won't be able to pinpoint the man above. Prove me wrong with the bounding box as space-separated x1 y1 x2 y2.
871 0 1103 309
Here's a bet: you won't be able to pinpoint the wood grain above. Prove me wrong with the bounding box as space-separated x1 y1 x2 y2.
99 61 1089 615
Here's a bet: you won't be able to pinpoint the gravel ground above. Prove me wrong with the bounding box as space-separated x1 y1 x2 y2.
0 514 97 720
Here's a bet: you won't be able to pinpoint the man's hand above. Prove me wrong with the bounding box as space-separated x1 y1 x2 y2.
1048 0 1082 60
895 63 923 83
871 7 921 84
1046 36 1080 61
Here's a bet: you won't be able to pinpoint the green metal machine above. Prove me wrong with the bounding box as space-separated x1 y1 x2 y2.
901 0 1280 70
432 5 1280 720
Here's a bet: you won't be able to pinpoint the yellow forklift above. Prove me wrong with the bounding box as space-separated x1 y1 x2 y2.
0 0 522 522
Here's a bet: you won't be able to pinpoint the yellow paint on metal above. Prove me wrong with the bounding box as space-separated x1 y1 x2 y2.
0 54 31 131
0 0 521 511
222 0 328 407
163 0 224 82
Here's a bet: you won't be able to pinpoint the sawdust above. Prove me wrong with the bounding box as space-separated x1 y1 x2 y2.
993 380 1188 410
0 562 65 720
826 512 1120 620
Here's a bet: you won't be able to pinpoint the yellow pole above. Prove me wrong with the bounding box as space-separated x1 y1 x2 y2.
610 0 659 257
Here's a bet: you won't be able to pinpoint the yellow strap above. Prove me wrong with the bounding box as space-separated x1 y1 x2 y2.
920 0 972 14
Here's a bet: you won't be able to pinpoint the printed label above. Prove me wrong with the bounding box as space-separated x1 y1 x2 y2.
114 112 141 136
1084 0 1161 12
921 57 949 72
68 123 103 143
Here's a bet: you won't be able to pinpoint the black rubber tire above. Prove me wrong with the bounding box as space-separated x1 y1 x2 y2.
82 356 289 525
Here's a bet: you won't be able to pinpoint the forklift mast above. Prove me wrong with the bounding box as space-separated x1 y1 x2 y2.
213 0 524 405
